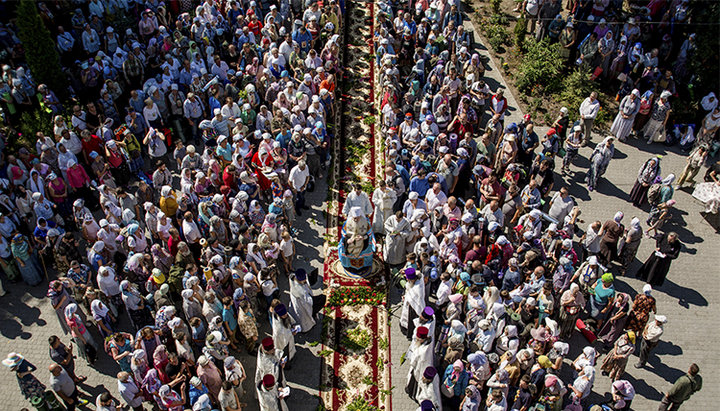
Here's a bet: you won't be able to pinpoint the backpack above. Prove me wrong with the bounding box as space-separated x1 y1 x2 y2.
647 183 662 205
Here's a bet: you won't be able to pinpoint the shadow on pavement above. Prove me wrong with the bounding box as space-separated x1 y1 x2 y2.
659 279 708 308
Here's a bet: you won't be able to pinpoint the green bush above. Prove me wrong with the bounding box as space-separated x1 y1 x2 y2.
514 16 527 49
558 69 611 123
14 108 53 151
515 39 562 94
485 22 510 53
491 0 502 14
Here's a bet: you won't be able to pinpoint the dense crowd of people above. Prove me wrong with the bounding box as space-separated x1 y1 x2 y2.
0 0 714 410
0 0 343 410
371 0 712 410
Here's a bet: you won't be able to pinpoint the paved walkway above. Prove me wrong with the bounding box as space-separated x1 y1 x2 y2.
389 6 719 411
0 179 329 411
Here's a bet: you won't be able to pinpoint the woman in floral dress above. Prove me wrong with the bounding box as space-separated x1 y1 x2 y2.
625 284 657 333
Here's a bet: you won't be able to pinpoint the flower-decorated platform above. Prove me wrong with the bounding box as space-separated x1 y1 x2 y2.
319 0 391 408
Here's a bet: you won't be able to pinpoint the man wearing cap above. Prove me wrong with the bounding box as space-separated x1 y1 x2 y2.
400 267 426 338
255 337 285 386
271 304 297 364
414 306 436 344
635 314 666 368
416 365 441 408
288 269 315 332
405 326 434 400
257 374 288 410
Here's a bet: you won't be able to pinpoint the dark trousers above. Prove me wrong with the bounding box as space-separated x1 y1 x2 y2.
61 388 79 411
638 337 659 366
295 189 306 213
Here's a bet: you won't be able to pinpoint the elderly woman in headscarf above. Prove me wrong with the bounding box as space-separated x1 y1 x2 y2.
597 291 631 346
130 348 150 383
643 90 673 144
599 211 625 265
601 330 635 381
569 365 595 403
466 351 491 387
157 383 185 411
181 288 203 321
585 136 615 191
65 303 97 363
495 324 519 357
558 283 585 338
485 367 510 400
196 354 222 402
121 280 153 331
441 359 470 409
443 320 467 366
159 185 179 219
618 217 643 275
629 156 661 207
611 89 641 142
11 233 43 286
79 213 100 243
626 283 657 334
90 297 116 338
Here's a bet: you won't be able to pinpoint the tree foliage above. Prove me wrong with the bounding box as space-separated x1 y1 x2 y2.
16 0 67 98
515 39 562 94
689 1 719 98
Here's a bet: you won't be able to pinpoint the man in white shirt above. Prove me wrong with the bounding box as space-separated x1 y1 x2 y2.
182 211 202 245
425 183 448 211
636 315 666 368
289 160 310 216
403 191 427 218
117 372 144 411
481 200 504 226
579 92 601 145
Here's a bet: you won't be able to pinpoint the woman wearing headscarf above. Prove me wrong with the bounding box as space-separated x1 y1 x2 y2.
2 352 46 401
197 354 223 402
11 233 42 286
611 89 641 142
585 136 614 191
65 303 97 364
569 365 595 403
626 284 657 334
91 298 116 338
618 217 643 276
120 280 153 330
485 367 510 401
441 360 469 409
630 157 661 207
598 211 625 265
589 273 616 329
158 383 185 411
597 292 631 345
601 331 636 381
636 231 681 286
443 320 467 366
643 90 673 144
131 348 150 383
558 283 585 338
459 384 481 411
